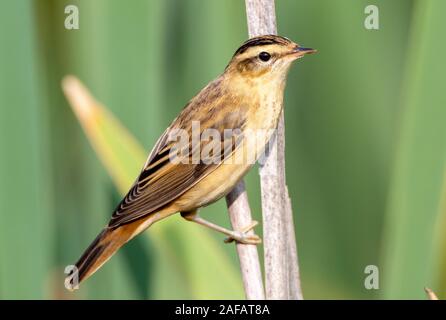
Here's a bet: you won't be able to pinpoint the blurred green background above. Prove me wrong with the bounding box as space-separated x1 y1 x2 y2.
1 0 445 299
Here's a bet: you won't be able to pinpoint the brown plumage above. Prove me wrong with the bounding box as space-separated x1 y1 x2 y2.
66 35 316 288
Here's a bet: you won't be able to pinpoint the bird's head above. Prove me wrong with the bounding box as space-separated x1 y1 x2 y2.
226 35 316 81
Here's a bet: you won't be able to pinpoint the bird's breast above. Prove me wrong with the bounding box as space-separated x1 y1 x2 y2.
172 79 285 211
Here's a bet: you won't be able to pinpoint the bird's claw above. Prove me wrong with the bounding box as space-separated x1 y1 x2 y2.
224 220 262 245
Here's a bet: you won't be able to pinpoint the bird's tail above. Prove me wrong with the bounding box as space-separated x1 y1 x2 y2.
65 220 147 289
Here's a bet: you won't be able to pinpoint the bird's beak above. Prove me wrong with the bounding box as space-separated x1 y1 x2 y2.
288 45 317 60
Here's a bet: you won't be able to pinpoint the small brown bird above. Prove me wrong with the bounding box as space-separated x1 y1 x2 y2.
67 35 315 288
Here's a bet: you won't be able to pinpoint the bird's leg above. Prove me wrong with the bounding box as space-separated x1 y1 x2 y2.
180 210 261 245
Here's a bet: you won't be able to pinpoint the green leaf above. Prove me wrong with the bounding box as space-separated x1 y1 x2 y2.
381 0 446 299
0 0 52 299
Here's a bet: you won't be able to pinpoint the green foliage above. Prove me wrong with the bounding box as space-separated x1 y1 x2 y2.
381 0 446 299
0 0 52 299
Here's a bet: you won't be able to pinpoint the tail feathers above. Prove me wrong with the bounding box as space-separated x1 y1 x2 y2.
66 210 170 290
66 226 131 289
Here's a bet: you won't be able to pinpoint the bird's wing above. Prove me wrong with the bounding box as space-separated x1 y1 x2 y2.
108 83 247 228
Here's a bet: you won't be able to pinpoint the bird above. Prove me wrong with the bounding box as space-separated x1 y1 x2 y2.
66 35 316 289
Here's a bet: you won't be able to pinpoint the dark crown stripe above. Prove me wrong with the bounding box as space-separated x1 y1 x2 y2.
234 35 290 55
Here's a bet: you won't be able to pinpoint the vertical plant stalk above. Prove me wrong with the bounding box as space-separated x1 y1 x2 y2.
222 2 267 300
226 181 265 299
284 187 303 300
244 0 303 299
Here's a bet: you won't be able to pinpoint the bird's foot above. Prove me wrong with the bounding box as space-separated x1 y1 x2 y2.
224 220 262 245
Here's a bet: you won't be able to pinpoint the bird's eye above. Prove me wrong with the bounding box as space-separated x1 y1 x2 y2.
258 51 271 62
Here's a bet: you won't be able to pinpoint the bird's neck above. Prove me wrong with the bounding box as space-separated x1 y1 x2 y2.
221 72 287 131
